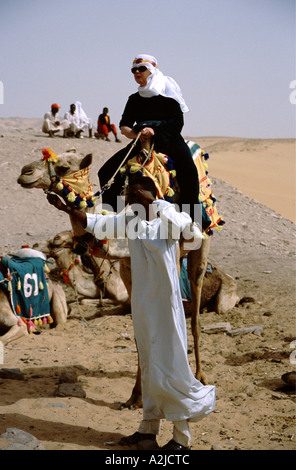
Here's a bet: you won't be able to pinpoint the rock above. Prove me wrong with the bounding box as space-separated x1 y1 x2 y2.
59 370 78 383
54 382 86 398
0 368 25 380
227 325 263 337
238 296 255 305
211 442 223 450
281 371 296 388
202 322 232 334
0 428 45 450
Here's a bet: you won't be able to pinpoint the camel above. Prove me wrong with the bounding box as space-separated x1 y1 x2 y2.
0 248 68 345
33 230 130 311
34 229 238 317
17 144 239 408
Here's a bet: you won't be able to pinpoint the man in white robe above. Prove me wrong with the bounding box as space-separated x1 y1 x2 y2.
46 175 215 450
64 101 93 138
42 103 68 137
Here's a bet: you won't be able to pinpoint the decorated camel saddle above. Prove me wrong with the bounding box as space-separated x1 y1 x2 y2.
117 139 224 236
0 248 53 333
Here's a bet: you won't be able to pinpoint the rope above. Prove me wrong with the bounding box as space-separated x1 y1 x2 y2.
95 131 142 197
138 143 154 170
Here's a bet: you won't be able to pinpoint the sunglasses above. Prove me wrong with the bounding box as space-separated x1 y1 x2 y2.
131 66 148 74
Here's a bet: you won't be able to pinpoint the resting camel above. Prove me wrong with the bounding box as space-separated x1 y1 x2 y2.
17 145 238 408
33 229 237 316
0 248 68 345
37 231 129 305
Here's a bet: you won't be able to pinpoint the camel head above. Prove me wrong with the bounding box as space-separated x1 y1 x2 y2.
17 148 93 190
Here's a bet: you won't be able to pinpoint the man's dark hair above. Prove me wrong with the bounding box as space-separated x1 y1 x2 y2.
128 174 158 198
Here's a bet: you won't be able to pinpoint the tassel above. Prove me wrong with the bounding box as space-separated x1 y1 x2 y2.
166 187 175 197
130 165 140 173
17 277 21 290
62 270 70 284
120 166 127 174
16 304 21 315
42 317 47 325
39 280 44 290
169 169 177 178
101 209 109 215
48 315 54 324
79 198 87 209
38 318 43 326
63 184 70 195
56 180 64 191
28 320 35 333
67 191 76 203
87 198 94 207
44 264 50 273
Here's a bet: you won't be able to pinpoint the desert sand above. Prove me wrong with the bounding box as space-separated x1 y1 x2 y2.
0 118 295 452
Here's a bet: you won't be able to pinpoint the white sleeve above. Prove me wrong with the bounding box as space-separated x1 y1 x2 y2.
151 200 203 247
151 200 191 233
85 212 128 239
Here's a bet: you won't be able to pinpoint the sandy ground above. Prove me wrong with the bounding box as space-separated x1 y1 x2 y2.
0 118 295 452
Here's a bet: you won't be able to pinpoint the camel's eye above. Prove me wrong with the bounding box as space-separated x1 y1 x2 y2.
22 168 34 176
56 165 70 175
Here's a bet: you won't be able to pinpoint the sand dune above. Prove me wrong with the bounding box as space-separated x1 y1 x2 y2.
190 136 295 223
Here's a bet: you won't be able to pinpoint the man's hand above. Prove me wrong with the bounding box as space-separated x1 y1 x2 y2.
47 193 87 228
47 193 69 212
141 127 154 138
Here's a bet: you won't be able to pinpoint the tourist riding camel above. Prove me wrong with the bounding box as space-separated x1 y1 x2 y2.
98 54 209 228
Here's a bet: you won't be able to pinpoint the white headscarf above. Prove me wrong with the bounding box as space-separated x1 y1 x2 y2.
74 101 90 125
132 54 189 113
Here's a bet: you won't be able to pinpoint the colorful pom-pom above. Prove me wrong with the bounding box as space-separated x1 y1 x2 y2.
80 199 87 209
67 191 76 203
166 187 175 197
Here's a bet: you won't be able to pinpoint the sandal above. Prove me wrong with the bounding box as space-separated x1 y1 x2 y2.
162 439 190 450
118 431 157 446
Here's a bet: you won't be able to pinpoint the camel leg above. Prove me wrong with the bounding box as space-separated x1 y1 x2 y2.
47 281 68 326
118 260 144 409
0 323 28 345
121 350 143 409
187 238 210 385
0 290 28 345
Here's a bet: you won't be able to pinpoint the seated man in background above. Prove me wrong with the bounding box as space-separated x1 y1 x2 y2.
64 101 93 138
96 107 121 142
42 103 68 137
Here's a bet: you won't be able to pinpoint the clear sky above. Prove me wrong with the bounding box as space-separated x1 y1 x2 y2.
0 0 295 138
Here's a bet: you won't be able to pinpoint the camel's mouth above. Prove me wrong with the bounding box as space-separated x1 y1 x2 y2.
18 179 38 188
17 167 49 188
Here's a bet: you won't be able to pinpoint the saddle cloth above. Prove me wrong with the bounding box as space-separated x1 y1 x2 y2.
123 140 224 233
0 256 50 322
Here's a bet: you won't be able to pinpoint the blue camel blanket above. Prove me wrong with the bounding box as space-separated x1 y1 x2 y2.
0 256 50 321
